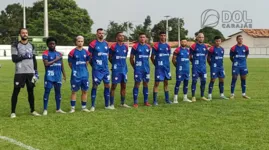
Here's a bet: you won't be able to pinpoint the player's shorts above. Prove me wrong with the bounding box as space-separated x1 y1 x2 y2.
112 72 127 84
14 73 35 88
192 69 207 81
134 71 150 82
210 67 225 79
44 80 62 89
176 73 190 81
71 79 89 92
92 70 110 85
232 66 248 76
155 69 171 82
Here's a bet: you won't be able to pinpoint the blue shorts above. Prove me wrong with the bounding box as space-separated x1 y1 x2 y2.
71 80 89 92
92 70 110 85
232 66 248 76
155 69 171 82
112 72 127 84
44 80 62 89
134 71 150 82
176 73 190 81
210 67 225 79
192 70 207 81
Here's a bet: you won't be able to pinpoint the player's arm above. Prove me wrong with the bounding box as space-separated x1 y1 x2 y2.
43 56 61 67
172 48 179 67
109 48 113 64
245 46 249 58
130 47 136 69
189 49 193 63
11 43 24 63
207 47 213 65
68 54 73 69
61 60 66 81
229 48 235 62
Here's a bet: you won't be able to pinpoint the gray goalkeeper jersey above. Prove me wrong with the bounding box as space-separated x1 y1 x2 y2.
11 42 35 74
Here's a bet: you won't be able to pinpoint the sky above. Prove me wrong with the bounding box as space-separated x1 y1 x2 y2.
0 0 268 38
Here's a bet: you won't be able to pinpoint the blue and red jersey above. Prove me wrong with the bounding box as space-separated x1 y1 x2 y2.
109 43 128 74
42 50 63 82
173 47 190 75
152 42 171 71
88 40 109 71
230 44 249 68
131 43 151 73
190 43 208 71
68 48 90 82
208 46 225 68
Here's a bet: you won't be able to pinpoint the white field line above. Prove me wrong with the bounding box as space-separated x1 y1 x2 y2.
0 136 39 150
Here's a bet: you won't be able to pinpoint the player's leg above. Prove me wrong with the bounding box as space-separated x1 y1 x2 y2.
10 74 23 118
26 75 40 116
133 81 140 108
103 73 111 109
153 81 160 105
183 78 191 102
110 83 117 107
208 78 215 100
230 67 239 99
191 70 198 102
200 73 209 101
219 78 228 99
81 80 90 112
240 67 250 99
70 80 79 113
173 79 181 104
90 71 101 111
120 81 130 108
143 81 151 106
164 80 171 104
43 81 52 115
54 82 66 113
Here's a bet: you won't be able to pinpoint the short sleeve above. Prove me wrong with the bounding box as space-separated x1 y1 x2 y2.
131 48 136 55
152 47 157 55
11 43 18 55
42 54 48 60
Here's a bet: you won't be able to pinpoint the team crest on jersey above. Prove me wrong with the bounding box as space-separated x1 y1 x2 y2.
97 47 100 49
146 49 149 52
123 50 127 53
203 48 206 51
105 46 108 49
76 55 78 58
221 51 224 54
50 57 53 59
115 77 118 80
15 82 19 85
166 48 169 51
243 49 246 52
84 55 86 58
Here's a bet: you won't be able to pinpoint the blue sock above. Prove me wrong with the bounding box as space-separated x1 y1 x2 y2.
174 81 181 95
104 87 110 107
110 96 114 106
208 81 215 94
191 80 197 97
201 81 206 97
219 82 224 94
133 87 139 104
121 96 125 105
91 88 97 107
241 79 246 94
43 88 51 110
183 80 189 95
54 84 61 110
71 100 76 109
143 87 148 103
231 78 237 94
165 91 169 102
81 101 87 109
153 92 158 103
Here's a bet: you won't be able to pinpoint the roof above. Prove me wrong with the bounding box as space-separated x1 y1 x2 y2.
227 29 269 38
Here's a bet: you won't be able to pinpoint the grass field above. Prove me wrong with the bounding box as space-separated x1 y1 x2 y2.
0 58 269 150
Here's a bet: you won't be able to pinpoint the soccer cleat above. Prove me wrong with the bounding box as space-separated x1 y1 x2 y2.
90 107 95 112
43 110 48 116
133 104 138 108
144 102 151 106
242 95 251 99
208 95 212 101
56 109 66 114
165 100 172 104
110 105 116 110
201 97 210 101
120 104 131 108
81 108 91 112
192 97 196 102
173 95 178 104
31 111 41 116
183 98 192 103
220 95 229 100
230 95 235 99
69 108 75 113
105 106 114 110
153 101 158 106
10 113 16 118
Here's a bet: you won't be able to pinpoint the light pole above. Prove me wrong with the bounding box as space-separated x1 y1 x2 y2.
178 18 182 47
23 0 26 28
164 15 170 43
44 0 49 37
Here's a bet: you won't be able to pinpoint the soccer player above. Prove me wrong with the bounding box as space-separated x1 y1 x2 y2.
130 33 151 108
10 28 41 118
230 35 250 99
42 37 67 115
172 38 192 103
68 36 91 113
109 32 130 108
207 36 229 100
151 31 172 105
189 33 210 102
89 28 112 111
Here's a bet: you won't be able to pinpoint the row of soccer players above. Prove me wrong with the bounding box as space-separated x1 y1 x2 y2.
10 28 250 118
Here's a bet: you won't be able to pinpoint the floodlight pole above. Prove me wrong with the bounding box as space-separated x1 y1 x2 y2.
44 0 49 37
178 18 181 47
127 21 129 49
23 0 26 28
164 15 170 43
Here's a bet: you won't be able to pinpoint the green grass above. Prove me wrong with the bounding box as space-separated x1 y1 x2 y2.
0 58 269 150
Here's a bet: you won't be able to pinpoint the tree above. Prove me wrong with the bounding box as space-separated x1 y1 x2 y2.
197 27 225 44
151 18 188 42
105 21 133 42
130 25 144 41
130 15 152 42
0 0 94 45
